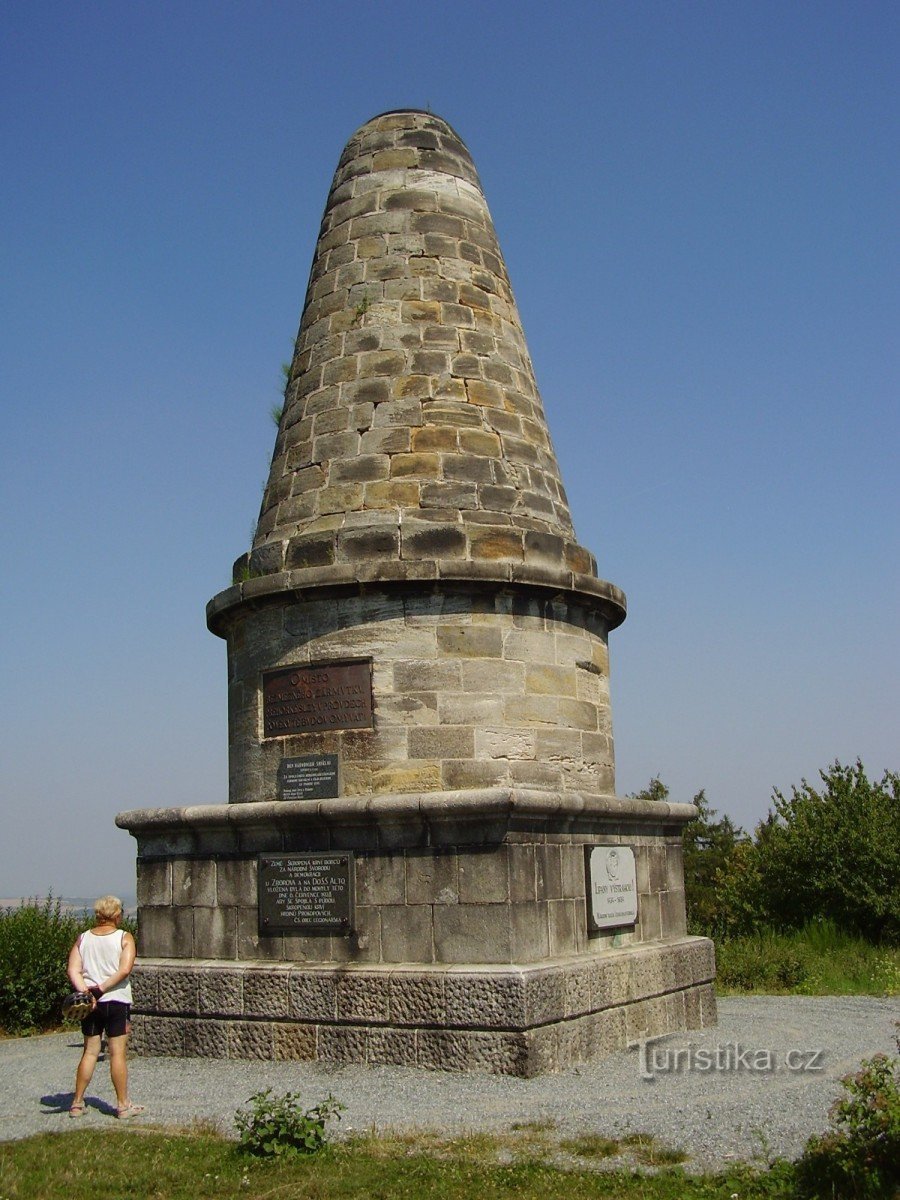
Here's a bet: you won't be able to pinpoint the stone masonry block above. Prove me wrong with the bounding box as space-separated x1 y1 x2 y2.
535 844 562 900
216 858 257 907
171 859 217 902
336 972 391 1021
273 1023 318 1061
193 906 237 959
367 1027 417 1067
157 968 200 1015
243 969 291 1018
444 972 525 1027
525 970 567 1025
508 845 537 903
138 907 193 959
406 850 458 905
548 898 577 957
564 965 592 1018
184 1019 229 1058
136 859 172 907
437 693 504 725
380 904 434 962
457 848 509 903
389 972 446 1025
289 971 338 1021
436 625 502 658
131 1014 184 1057
407 725 474 760
356 853 406 905
318 1024 367 1064
434 904 511 964
227 1020 275 1060
130 965 158 1011
199 969 242 1015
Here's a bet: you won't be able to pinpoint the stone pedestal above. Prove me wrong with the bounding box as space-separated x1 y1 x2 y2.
118 791 715 1074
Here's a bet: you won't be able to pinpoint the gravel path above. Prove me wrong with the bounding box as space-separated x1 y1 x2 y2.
2 995 897 1170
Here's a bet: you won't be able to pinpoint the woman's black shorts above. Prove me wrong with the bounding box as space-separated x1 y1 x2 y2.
81 1001 131 1038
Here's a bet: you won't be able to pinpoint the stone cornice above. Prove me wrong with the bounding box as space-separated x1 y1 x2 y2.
206 564 627 636
116 787 697 836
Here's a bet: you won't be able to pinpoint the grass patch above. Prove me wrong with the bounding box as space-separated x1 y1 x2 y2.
0 1128 802 1199
715 921 900 995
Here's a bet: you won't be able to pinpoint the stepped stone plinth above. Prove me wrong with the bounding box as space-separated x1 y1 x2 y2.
117 110 715 1075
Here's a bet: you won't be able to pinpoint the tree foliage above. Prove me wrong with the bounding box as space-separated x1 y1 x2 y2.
635 760 899 945
750 761 899 943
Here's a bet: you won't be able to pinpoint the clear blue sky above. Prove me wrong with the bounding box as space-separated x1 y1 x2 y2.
2 1 897 898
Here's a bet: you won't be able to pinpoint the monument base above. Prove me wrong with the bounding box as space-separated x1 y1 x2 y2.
129 938 715 1076
117 789 716 1075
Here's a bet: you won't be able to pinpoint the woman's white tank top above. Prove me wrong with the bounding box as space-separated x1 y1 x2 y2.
79 928 133 1004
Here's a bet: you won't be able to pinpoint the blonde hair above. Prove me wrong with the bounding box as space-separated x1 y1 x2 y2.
94 895 123 923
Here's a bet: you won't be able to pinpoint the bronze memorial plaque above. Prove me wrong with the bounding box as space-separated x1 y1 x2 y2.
262 659 373 737
258 852 354 934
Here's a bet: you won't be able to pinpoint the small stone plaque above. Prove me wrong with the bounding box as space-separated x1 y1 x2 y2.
278 754 339 801
586 846 638 930
262 660 373 737
258 852 354 935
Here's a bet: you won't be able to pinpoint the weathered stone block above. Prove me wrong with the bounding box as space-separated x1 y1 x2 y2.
434 904 510 964
408 725 474 760
158 967 200 1014
243 969 291 1018
318 1024 367 1064
273 1023 317 1061
389 971 445 1024
184 1019 228 1058
367 1027 417 1066
436 625 502 658
136 859 171 907
356 853 406 905
172 859 217 902
193 906 237 960
131 1014 184 1057
198 969 242 1015
380 904 434 963
457 848 509 903
227 1020 274 1060
289 971 337 1021
444 972 524 1027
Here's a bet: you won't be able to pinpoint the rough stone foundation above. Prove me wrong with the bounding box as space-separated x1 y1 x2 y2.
129 942 716 1076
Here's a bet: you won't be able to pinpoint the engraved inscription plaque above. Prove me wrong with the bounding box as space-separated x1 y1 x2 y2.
258 852 354 934
278 754 339 800
262 660 373 737
586 846 638 930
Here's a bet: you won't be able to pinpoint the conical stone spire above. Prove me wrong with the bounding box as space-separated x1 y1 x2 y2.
231 110 622 619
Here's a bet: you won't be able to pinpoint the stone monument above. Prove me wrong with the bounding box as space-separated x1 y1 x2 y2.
117 110 715 1074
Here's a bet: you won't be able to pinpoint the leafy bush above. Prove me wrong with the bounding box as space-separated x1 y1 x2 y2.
681 789 749 936
0 896 86 1033
795 1029 900 1198
234 1089 344 1158
749 761 900 943
639 761 899 944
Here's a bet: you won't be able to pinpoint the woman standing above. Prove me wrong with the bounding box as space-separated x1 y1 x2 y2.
67 895 143 1118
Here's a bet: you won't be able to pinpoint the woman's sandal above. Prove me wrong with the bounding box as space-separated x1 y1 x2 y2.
117 1103 145 1119
68 1102 86 1118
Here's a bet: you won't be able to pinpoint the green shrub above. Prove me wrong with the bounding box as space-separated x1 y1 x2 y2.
748 761 899 944
0 896 86 1033
234 1089 344 1158
716 927 809 991
795 1029 900 1198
